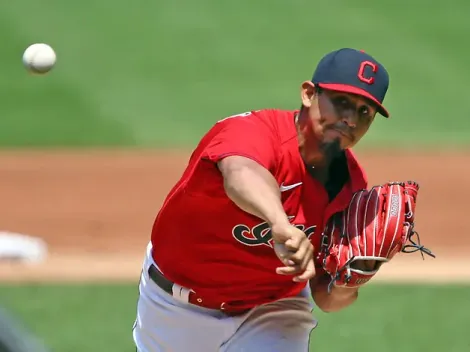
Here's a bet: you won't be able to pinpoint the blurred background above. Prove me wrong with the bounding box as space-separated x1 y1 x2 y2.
0 0 469 351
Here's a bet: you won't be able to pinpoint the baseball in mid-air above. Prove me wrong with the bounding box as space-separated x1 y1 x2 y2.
22 43 57 74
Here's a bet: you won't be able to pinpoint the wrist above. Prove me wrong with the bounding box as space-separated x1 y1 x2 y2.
269 216 291 232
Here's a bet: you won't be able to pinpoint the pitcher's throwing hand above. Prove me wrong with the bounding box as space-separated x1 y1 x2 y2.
272 223 316 282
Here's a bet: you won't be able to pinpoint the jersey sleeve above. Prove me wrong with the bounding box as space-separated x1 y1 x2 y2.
180 111 280 198
201 111 279 171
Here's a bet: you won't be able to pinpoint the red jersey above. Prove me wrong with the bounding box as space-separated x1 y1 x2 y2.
151 109 367 308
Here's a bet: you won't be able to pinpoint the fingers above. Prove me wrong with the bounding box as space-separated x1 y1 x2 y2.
275 240 310 269
294 258 316 282
272 225 316 282
276 265 299 275
273 243 296 266
274 238 315 282
284 236 302 252
288 239 309 265
275 257 316 282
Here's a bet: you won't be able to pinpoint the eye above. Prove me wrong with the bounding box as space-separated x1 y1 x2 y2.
359 106 370 117
339 97 349 107
332 96 351 108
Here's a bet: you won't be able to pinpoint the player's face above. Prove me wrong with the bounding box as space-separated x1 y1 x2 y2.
300 83 377 151
316 89 377 149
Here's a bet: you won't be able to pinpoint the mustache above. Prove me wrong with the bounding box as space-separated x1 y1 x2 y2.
327 124 354 139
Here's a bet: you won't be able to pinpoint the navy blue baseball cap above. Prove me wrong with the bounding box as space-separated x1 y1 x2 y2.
312 48 390 117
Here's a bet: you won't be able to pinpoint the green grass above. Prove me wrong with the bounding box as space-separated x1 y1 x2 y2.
0 283 468 351
313 284 470 352
0 0 469 148
0 284 139 352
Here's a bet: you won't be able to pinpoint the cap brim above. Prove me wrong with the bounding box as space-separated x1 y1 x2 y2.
317 83 389 118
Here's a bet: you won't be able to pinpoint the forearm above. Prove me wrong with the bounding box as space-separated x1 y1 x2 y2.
218 156 289 227
310 276 359 313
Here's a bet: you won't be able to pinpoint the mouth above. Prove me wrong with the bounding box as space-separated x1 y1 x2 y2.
328 127 354 142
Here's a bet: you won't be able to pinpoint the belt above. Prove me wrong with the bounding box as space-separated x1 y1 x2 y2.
147 264 250 316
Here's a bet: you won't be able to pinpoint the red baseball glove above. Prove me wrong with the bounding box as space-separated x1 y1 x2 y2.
318 181 435 292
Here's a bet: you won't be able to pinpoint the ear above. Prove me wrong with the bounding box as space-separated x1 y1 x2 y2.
300 81 317 108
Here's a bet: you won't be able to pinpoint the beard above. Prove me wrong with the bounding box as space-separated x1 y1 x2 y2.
318 138 342 165
299 130 343 167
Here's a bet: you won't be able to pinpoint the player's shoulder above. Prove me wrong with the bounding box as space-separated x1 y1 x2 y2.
251 108 297 124
215 108 297 138
216 108 294 124
253 108 299 145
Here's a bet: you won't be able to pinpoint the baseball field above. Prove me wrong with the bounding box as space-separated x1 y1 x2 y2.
1 0 469 351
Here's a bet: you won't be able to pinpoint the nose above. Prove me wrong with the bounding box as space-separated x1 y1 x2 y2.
340 110 357 128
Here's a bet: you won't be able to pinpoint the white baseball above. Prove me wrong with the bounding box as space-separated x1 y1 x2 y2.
22 43 57 74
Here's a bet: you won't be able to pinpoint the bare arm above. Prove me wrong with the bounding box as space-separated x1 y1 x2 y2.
310 275 359 313
217 155 289 227
217 155 316 281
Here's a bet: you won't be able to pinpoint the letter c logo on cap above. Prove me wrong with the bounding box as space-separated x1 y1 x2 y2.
358 61 378 85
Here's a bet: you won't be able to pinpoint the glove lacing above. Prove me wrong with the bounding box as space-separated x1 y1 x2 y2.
401 224 436 260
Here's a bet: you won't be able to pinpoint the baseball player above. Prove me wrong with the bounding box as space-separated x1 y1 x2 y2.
132 48 433 351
